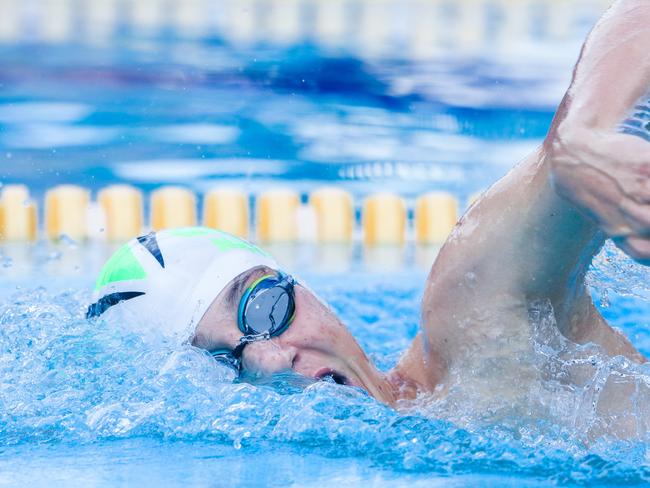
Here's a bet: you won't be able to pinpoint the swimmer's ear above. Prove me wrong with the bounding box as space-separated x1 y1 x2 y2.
86 291 145 319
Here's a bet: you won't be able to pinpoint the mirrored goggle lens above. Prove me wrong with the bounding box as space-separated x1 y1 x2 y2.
244 287 291 334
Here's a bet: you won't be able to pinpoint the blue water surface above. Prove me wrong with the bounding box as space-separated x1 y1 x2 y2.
2 4 650 486
1 241 650 486
0 38 568 203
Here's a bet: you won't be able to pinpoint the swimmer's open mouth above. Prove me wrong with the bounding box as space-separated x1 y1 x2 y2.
313 368 349 386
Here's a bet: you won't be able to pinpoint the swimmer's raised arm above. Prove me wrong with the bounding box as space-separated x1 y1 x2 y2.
393 1 648 395
547 0 650 263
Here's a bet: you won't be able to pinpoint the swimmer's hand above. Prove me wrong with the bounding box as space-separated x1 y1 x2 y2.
548 128 650 264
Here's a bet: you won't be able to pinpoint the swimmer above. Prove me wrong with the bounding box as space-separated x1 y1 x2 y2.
88 0 649 411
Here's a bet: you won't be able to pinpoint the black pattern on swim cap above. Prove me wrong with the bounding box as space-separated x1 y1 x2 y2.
86 291 146 318
137 232 165 268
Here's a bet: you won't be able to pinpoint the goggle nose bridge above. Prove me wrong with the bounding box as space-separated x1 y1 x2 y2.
210 272 296 375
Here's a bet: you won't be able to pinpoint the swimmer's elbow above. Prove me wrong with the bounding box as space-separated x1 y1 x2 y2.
546 119 594 174
544 118 608 208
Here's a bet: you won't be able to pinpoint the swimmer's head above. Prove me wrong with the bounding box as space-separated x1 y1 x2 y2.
87 227 277 341
193 266 397 404
89 226 396 404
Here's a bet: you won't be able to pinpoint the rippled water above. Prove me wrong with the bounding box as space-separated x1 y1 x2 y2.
1 241 650 486
0 38 577 203
2 3 649 484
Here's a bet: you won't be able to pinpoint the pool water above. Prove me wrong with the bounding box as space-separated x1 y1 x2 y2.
1 241 650 486
0 37 578 202
3 2 650 485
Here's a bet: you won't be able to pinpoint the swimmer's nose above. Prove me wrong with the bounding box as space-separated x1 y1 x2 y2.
242 341 297 376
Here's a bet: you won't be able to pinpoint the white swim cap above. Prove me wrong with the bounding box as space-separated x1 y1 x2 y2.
87 227 278 342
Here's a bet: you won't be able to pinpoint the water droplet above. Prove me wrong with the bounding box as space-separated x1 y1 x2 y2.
600 290 610 308
59 234 78 249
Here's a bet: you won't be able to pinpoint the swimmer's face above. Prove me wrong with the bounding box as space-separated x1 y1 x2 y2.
194 266 395 404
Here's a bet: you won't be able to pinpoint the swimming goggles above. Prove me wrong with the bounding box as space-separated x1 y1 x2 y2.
209 272 296 374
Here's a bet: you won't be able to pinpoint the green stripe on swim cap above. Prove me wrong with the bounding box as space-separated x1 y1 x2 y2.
94 244 147 291
210 233 270 257
89 226 279 341
168 226 270 257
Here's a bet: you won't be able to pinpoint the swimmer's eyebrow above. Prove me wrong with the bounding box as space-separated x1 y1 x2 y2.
225 266 275 307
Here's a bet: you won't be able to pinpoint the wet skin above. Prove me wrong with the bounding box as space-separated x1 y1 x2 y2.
195 0 649 410
194 267 398 405
547 0 650 263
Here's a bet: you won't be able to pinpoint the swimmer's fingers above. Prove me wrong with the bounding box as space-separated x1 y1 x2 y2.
613 236 650 266
554 170 641 238
590 149 650 239
605 195 650 265
549 128 650 254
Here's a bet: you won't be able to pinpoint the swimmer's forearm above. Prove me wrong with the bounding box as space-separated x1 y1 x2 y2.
419 1 650 377
550 129 650 225
550 0 650 134
545 0 650 262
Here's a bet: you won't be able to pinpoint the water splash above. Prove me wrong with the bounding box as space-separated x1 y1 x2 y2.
418 297 650 447
588 241 650 300
1 277 650 483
